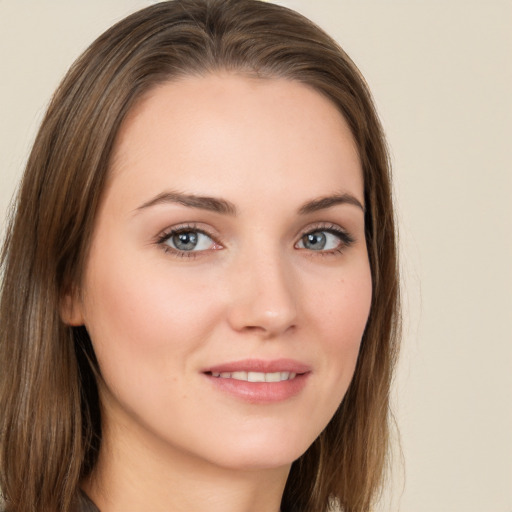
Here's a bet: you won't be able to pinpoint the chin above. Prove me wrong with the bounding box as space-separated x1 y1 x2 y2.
194 425 317 472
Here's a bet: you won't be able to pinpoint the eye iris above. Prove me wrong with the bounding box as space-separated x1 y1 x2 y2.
303 232 326 250
172 232 198 251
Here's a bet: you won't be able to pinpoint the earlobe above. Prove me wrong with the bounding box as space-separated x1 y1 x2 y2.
60 291 85 326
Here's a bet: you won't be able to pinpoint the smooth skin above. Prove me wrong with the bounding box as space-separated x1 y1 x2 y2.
63 73 372 512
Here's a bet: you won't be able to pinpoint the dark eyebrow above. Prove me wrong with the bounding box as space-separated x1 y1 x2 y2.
134 191 237 216
135 191 363 216
298 193 365 215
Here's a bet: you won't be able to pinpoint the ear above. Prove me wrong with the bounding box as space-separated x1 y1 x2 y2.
60 288 85 326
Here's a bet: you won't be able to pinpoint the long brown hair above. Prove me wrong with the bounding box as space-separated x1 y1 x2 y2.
0 1 400 511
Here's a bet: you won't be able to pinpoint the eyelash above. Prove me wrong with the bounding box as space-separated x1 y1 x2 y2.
155 223 219 258
299 224 356 256
155 222 355 259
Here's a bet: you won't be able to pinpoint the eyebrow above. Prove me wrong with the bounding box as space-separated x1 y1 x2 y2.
135 191 238 216
134 190 364 216
298 193 365 214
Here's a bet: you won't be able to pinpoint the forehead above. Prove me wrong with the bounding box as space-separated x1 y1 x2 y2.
107 73 363 208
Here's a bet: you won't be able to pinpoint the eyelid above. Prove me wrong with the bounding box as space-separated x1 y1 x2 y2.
154 223 223 257
295 222 356 251
153 221 355 258
155 221 219 240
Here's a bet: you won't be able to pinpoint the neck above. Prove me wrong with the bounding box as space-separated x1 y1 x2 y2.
82 411 289 512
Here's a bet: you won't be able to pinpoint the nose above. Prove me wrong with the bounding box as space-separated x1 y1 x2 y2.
226 248 298 338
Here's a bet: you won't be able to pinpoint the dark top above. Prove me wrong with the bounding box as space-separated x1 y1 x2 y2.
76 490 100 512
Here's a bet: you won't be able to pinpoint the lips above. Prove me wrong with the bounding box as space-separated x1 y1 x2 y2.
204 358 311 375
203 359 311 403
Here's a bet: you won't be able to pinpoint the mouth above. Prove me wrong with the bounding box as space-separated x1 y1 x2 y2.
202 359 311 403
208 371 297 382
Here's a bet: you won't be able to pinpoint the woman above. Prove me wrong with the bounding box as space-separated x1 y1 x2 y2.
0 1 400 511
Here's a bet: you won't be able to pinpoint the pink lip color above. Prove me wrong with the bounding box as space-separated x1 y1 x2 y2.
203 359 311 404
205 358 311 374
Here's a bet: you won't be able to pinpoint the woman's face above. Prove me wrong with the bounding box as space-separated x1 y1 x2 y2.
68 74 372 472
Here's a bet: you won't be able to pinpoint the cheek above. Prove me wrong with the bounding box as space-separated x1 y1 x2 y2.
285 263 371 449
310 265 372 388
80 248 221 387
315 269 372 346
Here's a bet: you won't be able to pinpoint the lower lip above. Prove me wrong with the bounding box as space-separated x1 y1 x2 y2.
204 373 310 404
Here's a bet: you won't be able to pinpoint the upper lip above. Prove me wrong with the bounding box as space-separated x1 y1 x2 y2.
203 358 311 374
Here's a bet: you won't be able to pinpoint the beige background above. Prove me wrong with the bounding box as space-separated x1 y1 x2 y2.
1 1 511 511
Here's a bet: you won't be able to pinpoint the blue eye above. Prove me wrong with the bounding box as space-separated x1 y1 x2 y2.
296 229 352 252
163 230 215 252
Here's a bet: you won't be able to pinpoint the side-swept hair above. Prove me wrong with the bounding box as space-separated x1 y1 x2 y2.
0 1 400 511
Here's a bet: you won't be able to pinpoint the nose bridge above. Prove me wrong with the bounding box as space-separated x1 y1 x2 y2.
226 240 298 336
